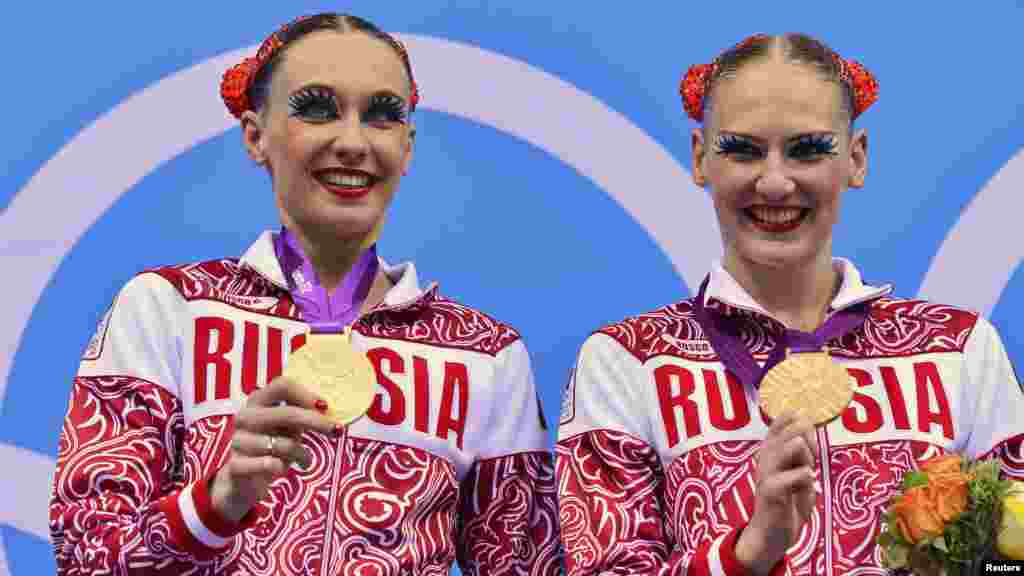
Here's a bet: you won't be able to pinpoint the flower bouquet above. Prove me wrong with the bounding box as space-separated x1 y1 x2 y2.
878 454 1024 575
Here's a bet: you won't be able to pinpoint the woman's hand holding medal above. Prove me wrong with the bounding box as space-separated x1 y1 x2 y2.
690 281 866 572
736 411 819 574
737 355 851 572
208 231 382 523
210 376 338 523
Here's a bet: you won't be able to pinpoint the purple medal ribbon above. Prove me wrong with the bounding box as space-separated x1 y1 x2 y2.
273 228 379 332
691 275 869 390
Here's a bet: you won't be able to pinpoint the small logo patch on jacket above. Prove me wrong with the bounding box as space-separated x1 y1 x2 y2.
660 334 713 355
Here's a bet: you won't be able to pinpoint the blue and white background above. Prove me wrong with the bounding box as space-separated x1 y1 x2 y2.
3 2 1022 573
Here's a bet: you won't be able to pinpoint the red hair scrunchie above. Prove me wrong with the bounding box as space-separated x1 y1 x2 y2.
219 18 296 119
679 64 713 124
220 57 260 119
838 58 879 120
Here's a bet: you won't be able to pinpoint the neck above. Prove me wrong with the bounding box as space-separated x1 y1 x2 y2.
723 251 838 332
289 226 370 294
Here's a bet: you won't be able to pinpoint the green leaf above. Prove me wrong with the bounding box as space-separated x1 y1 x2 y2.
932 536 949 552
903 470 929 489
883 544 910 569
972 460 1000 482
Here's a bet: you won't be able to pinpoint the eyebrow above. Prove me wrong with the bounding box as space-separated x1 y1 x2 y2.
717 130 837 144
290 82 407 101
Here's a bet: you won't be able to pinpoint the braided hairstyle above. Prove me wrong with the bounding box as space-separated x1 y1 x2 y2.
686 33 877 131
222 13 419 119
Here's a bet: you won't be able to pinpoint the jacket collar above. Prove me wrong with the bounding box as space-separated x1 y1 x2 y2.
703 257 891 320
239 230 437 311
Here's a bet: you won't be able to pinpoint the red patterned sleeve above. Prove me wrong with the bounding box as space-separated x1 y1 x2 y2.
50 375 226 574
556 333 790 576
457 452 562 575
556 429 675 574
556 431 788 576
49 274 248 574
456 339 563 575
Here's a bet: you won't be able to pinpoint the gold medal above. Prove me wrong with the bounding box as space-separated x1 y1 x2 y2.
283 330 376 425
759 349 853 425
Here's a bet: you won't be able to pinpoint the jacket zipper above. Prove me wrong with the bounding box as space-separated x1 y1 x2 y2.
318 286 434 573
817 427 834 576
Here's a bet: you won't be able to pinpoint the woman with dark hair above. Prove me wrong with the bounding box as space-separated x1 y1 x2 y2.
50 13 560 575
555 33 1023 575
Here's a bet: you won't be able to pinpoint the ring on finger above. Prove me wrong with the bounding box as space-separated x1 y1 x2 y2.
266 434 277 457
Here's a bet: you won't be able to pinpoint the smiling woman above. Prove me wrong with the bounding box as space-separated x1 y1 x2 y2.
690 34 871 329
47 13 561 576
555 33 1024 576
234 17 416 286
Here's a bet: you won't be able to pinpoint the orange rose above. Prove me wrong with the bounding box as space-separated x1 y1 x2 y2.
891 485 945 544
919 454 963 476
927 473 970 523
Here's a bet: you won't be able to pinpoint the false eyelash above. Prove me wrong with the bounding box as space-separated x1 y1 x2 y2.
713 133 761 156
365 93 407 123
789 133 839 157
288 86 337 118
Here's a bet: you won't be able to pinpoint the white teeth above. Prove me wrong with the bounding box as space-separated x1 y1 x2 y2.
320 172 370 187
749 206 804 224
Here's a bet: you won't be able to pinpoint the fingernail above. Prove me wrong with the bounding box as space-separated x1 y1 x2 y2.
314 399 329 413
333 425 344 438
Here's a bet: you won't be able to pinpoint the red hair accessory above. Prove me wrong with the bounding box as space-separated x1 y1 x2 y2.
219 15 419 119
220 57 260 119
678 34 878 123
220 17 299 119
679 34 768 123
833 57 878 120
680 64 714 124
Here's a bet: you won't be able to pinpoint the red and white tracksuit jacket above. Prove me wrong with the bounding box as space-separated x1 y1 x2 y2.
556 259 1024 575
50 231 561 575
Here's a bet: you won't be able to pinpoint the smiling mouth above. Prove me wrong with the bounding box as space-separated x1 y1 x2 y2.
314 170 379 199
744 206 810 233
